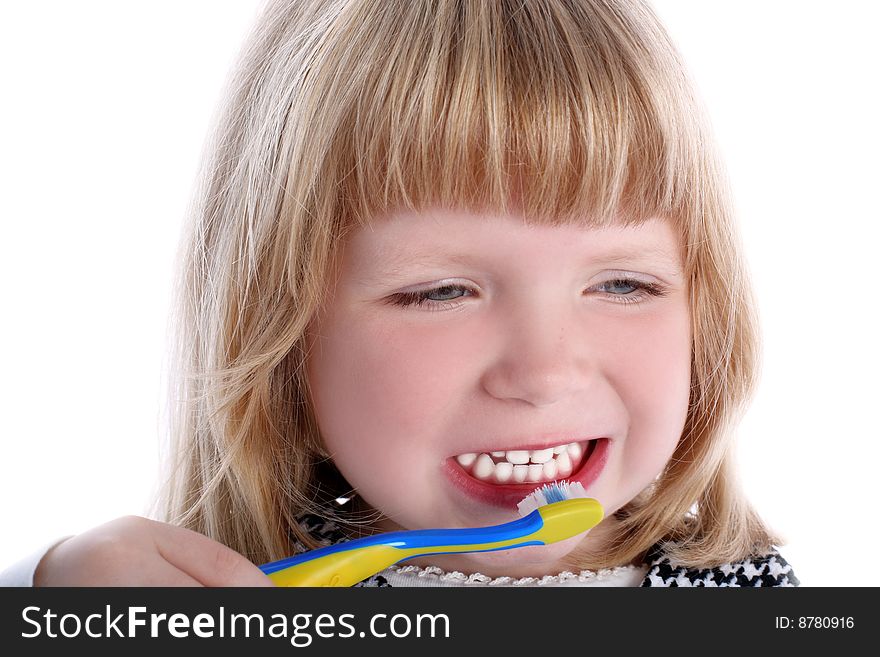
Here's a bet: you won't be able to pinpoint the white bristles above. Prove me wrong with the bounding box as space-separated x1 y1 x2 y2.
516 480 588 516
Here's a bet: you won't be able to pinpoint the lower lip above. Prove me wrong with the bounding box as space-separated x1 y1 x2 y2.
442 438 610 510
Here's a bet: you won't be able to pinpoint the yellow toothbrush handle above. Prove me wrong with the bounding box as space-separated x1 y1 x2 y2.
269 534 549 587
268 498 605 587
268 544 407 587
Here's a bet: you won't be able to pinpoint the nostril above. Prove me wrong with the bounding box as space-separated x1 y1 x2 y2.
479 355 588 408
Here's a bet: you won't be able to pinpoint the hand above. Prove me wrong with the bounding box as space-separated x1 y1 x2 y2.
33 515 275 587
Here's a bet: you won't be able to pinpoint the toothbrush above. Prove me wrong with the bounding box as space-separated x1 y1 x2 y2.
260 481 603 587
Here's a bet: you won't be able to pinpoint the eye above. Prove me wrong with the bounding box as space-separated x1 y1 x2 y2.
592 278 668 305
388 284 473 309
386 277 669 311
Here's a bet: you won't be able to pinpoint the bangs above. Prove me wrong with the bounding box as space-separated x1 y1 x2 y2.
303 0 706 229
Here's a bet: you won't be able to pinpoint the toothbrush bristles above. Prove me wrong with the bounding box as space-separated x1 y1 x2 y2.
516 480 588 517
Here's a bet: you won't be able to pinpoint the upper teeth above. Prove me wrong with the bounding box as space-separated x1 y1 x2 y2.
455 441 586 484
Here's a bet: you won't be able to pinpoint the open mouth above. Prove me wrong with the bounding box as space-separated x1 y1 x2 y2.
454 440 593 485
444 438 609 509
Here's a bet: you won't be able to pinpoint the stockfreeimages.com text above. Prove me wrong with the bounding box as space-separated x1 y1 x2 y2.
21 605 450 646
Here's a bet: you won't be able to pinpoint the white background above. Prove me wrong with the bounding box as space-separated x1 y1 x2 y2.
1 1 877 586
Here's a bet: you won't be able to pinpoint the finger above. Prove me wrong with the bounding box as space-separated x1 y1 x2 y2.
149 520 275 587
38 540 205 587
104 563 205 587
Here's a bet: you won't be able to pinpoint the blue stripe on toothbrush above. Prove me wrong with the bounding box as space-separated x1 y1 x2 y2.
260 509 546 576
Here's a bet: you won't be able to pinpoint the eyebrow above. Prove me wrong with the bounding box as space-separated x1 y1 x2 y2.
361 244 684 284
588 246 684 273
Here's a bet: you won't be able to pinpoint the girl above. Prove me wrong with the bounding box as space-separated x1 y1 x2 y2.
7 0 797 587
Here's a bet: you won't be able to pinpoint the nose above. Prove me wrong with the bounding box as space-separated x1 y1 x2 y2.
480 305 593 408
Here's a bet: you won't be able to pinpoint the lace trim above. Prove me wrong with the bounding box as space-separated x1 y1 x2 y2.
382 563 642 586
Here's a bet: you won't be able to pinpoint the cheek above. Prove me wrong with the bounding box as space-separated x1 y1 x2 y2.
607 305 692 470
306 312 467 464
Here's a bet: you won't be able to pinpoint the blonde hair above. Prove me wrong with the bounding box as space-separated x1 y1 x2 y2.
156 0 778 569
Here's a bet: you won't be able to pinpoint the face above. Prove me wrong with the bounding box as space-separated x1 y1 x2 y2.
305 208 692 576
